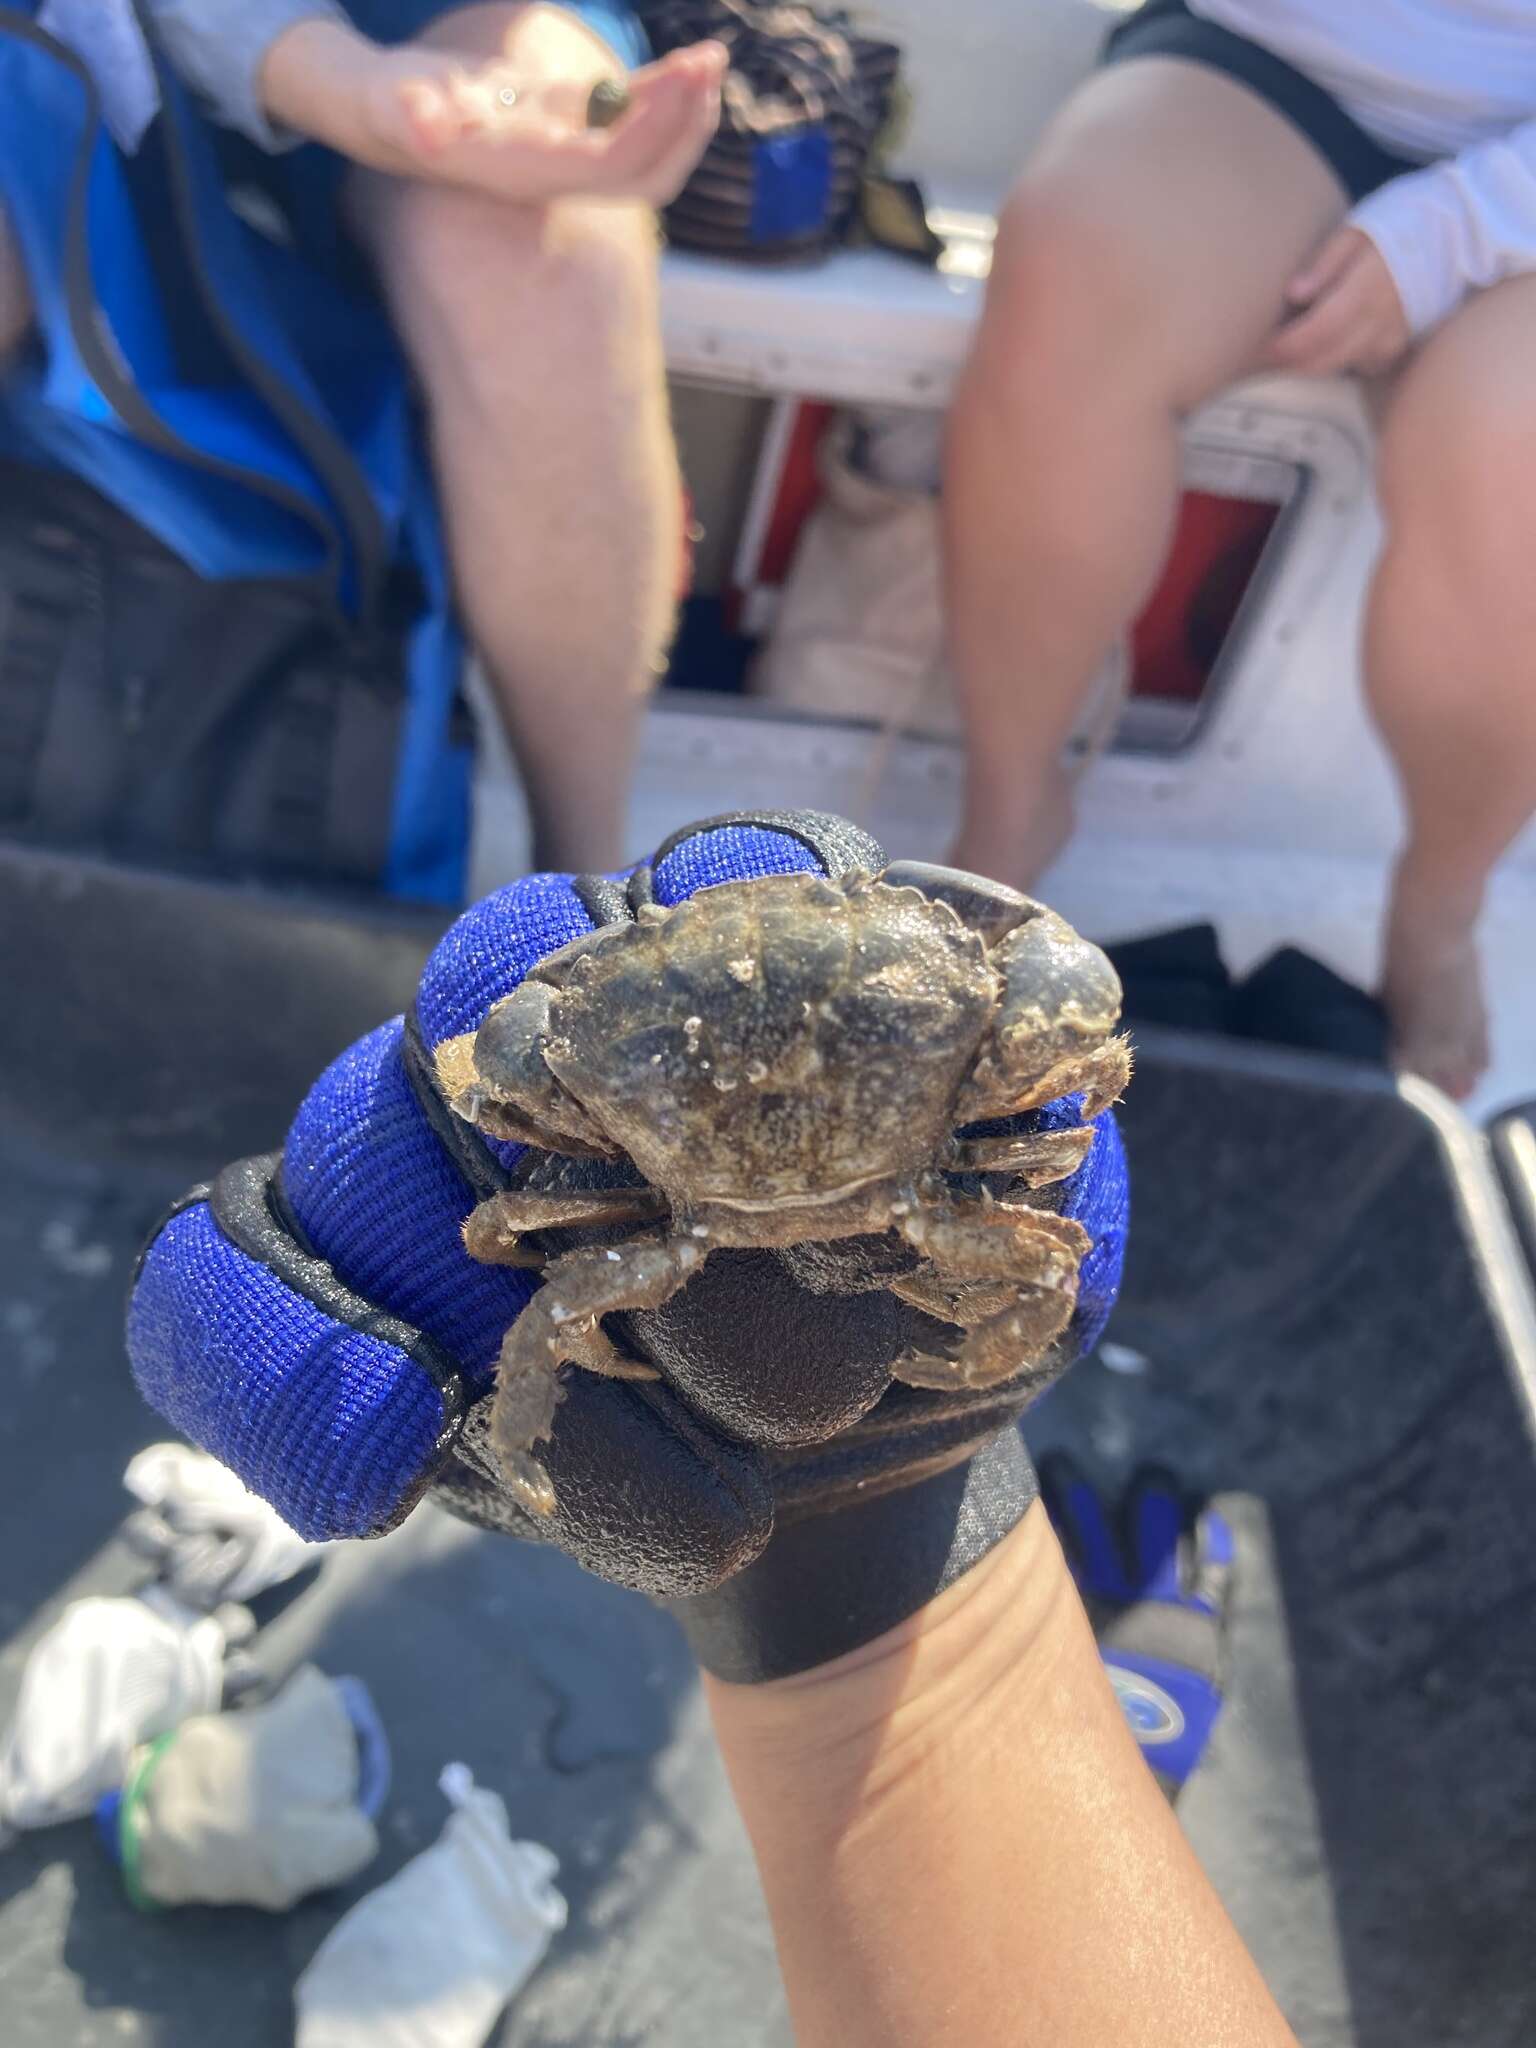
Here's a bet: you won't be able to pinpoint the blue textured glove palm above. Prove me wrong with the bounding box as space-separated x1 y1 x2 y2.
128 812 1129 1679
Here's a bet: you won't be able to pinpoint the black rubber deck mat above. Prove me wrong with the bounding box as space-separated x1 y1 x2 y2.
2 847 1534 2046
1031 1032 1536 2048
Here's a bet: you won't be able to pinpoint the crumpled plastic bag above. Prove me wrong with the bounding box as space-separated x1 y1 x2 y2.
295 1763 566 2048
110 1664 385 1911
0 1589 244 1841
122 1442 330 1609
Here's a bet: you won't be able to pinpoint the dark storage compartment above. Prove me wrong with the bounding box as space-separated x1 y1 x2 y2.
1033 1036 1536 2048
3 848 1534 2047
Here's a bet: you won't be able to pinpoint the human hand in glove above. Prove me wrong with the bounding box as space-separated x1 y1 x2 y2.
128 811 1130 1681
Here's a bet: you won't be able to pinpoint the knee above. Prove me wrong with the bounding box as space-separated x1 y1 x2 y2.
378 178 659 403
970 173 1174 409
1377 352 1536 603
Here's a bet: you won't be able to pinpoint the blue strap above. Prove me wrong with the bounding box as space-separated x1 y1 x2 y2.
1128 1481 1186 1603
1038 1098 1127 1359
1057 1472 1137 1602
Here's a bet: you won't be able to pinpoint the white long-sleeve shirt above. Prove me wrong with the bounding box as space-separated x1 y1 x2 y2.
146 0 345 149
1189 2 1536 333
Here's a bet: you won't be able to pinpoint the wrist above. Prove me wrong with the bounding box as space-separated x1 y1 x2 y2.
703 1502 1082 1834
257 18 405 171
705 1512 1298 2048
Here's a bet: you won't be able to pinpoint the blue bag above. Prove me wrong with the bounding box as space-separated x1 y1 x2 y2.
636 0 903 260
0 2 471 901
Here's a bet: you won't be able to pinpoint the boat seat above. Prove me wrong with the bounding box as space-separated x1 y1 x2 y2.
659 0 1108 404
660 186 996 407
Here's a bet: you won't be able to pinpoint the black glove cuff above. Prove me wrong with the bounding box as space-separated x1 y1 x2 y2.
667 1426 1039 1682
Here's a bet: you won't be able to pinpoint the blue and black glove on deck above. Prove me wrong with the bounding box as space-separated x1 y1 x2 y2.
129 812 1128 1681
1041 1457 1234 1798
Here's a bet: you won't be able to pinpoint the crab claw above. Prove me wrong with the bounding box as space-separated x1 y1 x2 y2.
878 860 1043 947
474 981 559 1107
433 981 620 1158
954 909 1129 1125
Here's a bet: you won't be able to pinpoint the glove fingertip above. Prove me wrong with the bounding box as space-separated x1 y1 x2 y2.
129 1174 464 1544
642 811 884 909
416 873 598 1051
282 1017 531 1393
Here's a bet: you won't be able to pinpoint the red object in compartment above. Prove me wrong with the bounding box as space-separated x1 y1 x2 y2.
756 402 836 587
724 399 835 635
1130 491 1279 702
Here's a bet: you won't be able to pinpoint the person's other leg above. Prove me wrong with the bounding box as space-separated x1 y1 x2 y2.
349 2 682 874
945 59 1346 886
1368 276 1536 1099
0 198 32 363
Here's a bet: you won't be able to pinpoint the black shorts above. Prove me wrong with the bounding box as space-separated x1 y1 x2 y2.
1103 0 1417 203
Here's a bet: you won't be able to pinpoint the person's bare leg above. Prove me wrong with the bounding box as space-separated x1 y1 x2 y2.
0 198 33 364
945 60 1346 887
349 3 682 874
1368 277 1536 1099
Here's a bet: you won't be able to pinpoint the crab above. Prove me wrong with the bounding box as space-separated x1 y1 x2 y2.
435 862 1131 1517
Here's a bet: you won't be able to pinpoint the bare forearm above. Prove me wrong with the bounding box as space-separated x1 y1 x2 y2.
706 1503 1297 2048
256 17 408 171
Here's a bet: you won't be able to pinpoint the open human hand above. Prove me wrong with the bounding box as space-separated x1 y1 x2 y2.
359 36 726 206
1265 226 1412 378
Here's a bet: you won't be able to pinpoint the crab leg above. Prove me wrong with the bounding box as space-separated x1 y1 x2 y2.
491 1234 707 1516
894 1200 1090 1326
464 1185 669 1266
943 1124 1095 1186
956 1036 1132 1128
889 1203 1090 1393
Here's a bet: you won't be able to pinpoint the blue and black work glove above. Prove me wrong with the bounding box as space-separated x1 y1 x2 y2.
129 812 1130 1682
1040 1456 1235 1799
